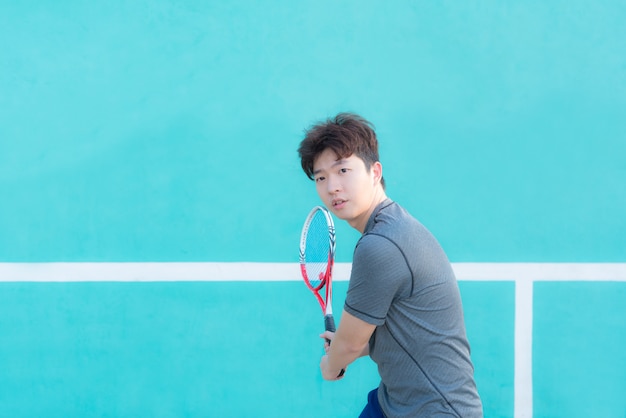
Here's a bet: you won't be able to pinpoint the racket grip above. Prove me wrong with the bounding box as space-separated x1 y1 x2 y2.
324 314 336 334
323 314 345 378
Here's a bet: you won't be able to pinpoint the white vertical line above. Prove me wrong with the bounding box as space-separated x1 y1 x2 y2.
514 278 534 418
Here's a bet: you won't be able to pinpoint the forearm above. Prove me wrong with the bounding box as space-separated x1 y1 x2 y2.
326 332 367 372
359 343 370 357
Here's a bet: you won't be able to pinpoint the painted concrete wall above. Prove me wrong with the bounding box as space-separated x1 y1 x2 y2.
1 2 625 417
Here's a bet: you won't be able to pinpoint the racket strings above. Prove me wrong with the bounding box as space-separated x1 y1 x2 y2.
304 211 332 289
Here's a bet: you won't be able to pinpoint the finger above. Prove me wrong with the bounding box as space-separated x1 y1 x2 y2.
319 331 335 341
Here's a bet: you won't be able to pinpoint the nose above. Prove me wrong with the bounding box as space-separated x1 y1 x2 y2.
326 175 341 194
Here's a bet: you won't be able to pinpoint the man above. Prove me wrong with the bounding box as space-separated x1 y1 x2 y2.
297 113 483 417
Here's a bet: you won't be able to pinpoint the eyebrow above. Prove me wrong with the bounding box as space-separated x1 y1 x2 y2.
313 159 349 176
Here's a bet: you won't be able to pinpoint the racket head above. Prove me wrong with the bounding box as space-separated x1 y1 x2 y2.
299 206 336 294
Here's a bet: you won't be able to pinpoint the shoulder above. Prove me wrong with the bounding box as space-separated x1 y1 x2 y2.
372 201 418 231
360 202 420 248
355 232 402 261
352 232 410 285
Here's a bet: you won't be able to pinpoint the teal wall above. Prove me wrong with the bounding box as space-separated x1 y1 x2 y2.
1 1 624 262
0 281 516 418
1 2 625 417
533 282 626 417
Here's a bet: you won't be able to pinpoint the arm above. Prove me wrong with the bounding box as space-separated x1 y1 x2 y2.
320 310 376 380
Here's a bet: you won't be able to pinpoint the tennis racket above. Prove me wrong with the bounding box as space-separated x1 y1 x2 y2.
300 206 345 378
299 206 337 339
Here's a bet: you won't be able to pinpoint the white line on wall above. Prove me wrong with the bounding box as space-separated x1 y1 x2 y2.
1 262 625 282
514 278 534 418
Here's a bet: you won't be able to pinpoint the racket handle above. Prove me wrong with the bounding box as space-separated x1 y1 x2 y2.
323 314 345 378
324 314 336 335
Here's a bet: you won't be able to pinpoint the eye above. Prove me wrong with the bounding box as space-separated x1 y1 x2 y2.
315 176 325 183
339 168 349 174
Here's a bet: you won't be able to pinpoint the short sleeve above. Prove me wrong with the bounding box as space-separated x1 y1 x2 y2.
344 234 411 326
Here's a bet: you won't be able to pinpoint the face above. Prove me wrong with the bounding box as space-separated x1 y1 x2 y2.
312 148 385 233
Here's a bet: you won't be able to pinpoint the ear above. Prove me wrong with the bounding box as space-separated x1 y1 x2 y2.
372 161 383 185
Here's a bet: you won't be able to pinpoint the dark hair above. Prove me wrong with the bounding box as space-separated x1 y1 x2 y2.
298 112 385 188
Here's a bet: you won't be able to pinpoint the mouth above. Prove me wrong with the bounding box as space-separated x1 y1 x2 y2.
331 199 347 209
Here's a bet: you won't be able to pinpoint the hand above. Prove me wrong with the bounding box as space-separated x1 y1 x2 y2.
319 331 346 379
320 354 345 381
319 330 335 353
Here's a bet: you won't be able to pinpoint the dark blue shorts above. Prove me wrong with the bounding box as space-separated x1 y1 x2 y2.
359 388 385 418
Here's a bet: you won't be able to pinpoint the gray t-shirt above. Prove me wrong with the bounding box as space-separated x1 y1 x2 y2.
344 199 483 417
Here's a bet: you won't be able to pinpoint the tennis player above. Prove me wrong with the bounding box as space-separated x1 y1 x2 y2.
298 113 483 417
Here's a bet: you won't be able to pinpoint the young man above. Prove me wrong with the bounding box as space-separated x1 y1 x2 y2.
298 113 483 417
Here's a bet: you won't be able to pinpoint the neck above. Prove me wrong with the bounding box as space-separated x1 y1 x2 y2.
351 188 388 233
